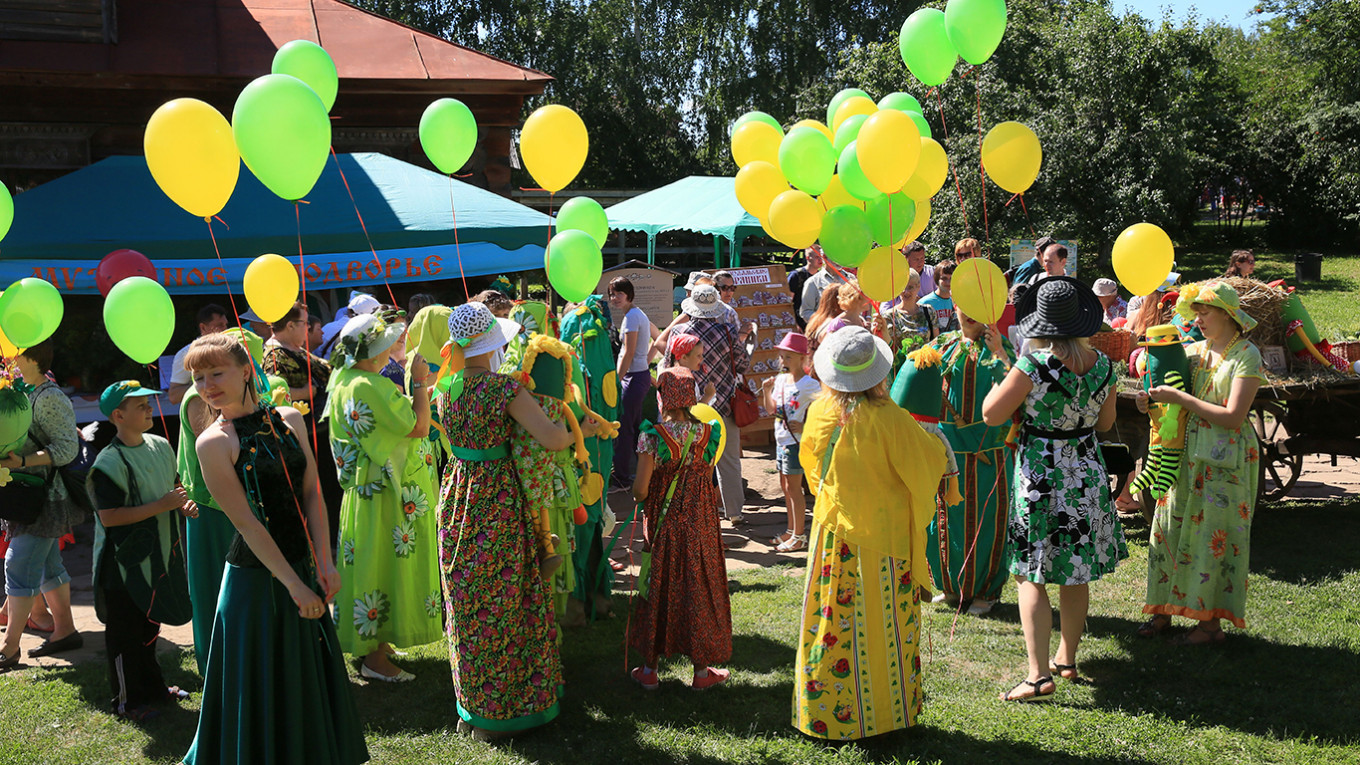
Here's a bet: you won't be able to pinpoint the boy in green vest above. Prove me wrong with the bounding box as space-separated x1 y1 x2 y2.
88 381 195 721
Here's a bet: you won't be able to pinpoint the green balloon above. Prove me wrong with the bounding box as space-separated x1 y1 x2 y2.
878 92 924 115
271 40 338 112
0 183 11 243
899 8 959 87
945 0 1008 65
104 276 174 365
833 114 868 154
866 192 917 247
419 98 478 175
906 110 933 139
778 126 836 196
232 73 332 202
0 277 64 347
731 111 783 137
826 88 870 128
556 196 610 247
546 229 603 303
838 142 884 202
819 205 873 268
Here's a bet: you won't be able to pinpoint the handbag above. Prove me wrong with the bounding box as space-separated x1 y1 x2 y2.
637 428 697 600
0 470 53 525
728 328 761 428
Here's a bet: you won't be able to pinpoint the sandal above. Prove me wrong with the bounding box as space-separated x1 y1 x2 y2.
1049 662 1080 682
609 559 626 572
1000 676 1055 703
770 529 794 547
25 618 54 634
1136 615 1170 638
776 534 808 553
1115 497 1143 514
1171 625 1227 646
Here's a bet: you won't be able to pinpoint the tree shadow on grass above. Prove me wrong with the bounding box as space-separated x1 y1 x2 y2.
1249 497 1360 586
1079 614 1360 744
42 644 201 762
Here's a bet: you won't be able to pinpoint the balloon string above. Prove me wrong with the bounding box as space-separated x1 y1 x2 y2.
1018 194 1037 238
933 90 971 237
146 362 173 442
329 148 399 307
446 174 471 301
294 202 325 514
544 193 556 286
205 217 246 333
946 426 1004 642
976 77 990 248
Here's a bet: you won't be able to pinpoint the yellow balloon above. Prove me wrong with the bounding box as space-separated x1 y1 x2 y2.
243 253 300 324
832 96 878 133
144 98 240 218
735 161 789 218
0 326 22 359
1112 222 1175 297
766 190 824 250
904 197 930 242
580 471 604 506
856 110 921 195
857 246 912 303
981 121 1042 195
521 104 589 193
690 403 726 464
818 174 863 211
901 137 948 201
602 370 619 407
952 258 1008 324
791 119 835 142
730 121 783 168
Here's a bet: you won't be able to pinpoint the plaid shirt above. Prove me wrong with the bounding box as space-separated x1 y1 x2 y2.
675 318 750 417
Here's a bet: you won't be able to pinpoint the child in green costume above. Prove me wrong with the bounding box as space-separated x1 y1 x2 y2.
559 295 623 623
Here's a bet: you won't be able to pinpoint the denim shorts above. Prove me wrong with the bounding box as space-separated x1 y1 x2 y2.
3 534 71 598
776 443 803 475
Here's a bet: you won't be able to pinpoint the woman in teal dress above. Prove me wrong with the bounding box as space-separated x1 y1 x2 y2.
325 312 442 682
984 277 1125 702
436 303 591 739
921 309 1017 615
183 334 367 765
1139 282 1264 645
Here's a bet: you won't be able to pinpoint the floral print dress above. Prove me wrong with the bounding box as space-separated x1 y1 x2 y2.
511 394 581 618
325 367 443 655
437 372 562 732
1144 339 1264 628
1008 350 1127 585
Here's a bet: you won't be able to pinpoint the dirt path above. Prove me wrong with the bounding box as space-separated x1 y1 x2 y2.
5 448 1355 672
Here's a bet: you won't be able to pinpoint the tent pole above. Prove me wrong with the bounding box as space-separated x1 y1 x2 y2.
713 237 721 269
647 234 656 266
731 236 741 268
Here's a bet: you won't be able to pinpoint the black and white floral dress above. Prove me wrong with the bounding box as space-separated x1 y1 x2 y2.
1007 350 1127 585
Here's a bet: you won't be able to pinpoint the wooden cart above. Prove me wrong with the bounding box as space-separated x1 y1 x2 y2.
1114 378 1360 510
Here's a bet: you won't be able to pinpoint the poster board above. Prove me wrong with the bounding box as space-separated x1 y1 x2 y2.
596 261 679 332
705 265 797 439
1009 238 1079 277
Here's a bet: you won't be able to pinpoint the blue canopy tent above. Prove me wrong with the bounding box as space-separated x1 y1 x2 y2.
0 153 551 294
604 176 767 268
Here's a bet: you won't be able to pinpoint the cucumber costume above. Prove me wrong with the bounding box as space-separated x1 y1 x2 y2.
1130 324 1190 499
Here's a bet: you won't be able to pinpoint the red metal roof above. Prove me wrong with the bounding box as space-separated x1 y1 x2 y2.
0 0 551 90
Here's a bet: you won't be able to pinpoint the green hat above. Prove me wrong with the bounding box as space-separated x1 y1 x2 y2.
99 379 161 418
520 334 576 402
222 326 265 366
1176 281 1257 333
889 345 944 421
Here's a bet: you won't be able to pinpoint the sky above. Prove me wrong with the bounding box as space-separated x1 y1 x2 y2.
1116 0 1272 28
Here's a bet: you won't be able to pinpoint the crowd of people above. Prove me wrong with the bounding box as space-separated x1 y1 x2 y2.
0 237 1267 756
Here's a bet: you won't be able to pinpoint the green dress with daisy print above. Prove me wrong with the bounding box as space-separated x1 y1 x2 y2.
325 367 443 655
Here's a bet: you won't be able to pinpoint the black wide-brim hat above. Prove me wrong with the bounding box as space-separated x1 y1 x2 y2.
1015 275 1104 339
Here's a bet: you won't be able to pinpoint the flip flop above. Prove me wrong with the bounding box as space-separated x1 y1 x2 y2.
25 618 54 634
1000 676 1055 703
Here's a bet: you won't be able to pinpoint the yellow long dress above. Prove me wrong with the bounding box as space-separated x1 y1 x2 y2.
793 396 946 740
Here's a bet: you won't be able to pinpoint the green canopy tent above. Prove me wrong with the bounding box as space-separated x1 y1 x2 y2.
0 152 551 294
604 176 767 268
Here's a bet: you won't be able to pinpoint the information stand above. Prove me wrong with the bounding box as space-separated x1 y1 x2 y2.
705 265 797 445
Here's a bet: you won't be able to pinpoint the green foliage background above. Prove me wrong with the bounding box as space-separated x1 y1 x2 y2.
355 0 1360 257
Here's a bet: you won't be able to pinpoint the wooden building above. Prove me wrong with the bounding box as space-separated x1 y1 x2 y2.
0 0 551 194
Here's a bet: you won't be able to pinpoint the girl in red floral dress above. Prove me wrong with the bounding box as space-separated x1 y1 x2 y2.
629 367 731 691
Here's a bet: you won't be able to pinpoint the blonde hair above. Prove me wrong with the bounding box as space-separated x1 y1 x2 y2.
1028 336 1093 361
819 379 889 413
954 238 980 258
835 279 861 311
183 334 260 432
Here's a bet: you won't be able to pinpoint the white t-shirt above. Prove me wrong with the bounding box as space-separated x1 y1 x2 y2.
169 342 193 386
771 372 821 446
619 306 651 373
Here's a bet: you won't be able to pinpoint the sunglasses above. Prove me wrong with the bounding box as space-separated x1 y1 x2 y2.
718 285 736 292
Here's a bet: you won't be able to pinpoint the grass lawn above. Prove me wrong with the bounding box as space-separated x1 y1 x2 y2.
2 495 1358 764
